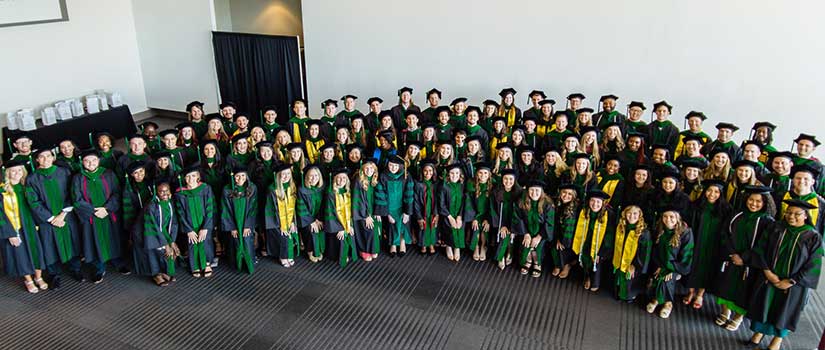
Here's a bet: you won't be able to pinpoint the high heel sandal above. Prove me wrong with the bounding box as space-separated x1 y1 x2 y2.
24 280 39 294
33 278 48 290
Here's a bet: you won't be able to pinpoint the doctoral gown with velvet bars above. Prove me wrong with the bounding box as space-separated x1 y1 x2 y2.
142 198 179 276
221 183 257 273
25 165 81 266
0 184 46 277
173 183 216 271
72 168 123 264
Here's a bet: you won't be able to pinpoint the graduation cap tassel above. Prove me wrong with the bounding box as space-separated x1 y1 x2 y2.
650 110 655 123
177 174 183 189
88 132 94 149
683 117 687 130
5 137 12 156
260 109 264 127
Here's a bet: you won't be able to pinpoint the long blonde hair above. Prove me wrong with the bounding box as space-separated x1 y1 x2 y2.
656 212 686 248
616 205 647 237
303 167 324 189
3 166 27 194
600 125 626 152
704 153 732 181
358 162 378 190
519 190 553 214
276 170 297 200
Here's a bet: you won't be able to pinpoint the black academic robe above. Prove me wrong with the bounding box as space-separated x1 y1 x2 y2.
173 183 216 271
116 153 155 179
221 184 257 272
98 149 124 171
593 111 627 132
684 201 731 290
702 140 741 162
715 211 774 312
142 199 179 276
749 223 823 332
297 186 325 257
648 227 695 303
122 180 152 275
323 188 358 266
25 166 81 266
652 190 691 220
613 226 652 301
621 185 656 224
437 181 470 248
390 104 421 134
72 169 122 264
352 180 380 255
0 185 46 277
512 199 556 266
412 180 439 248
490 186 523 242
515 162 542 188
645 121 680 158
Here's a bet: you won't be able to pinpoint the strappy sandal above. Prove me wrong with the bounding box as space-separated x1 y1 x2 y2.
203 267 213 278
659 304 673 319
191 270 201 278
714 313 730 326
480 247 487 261
153 275 169 287
34 278 49 290
497 260 506 270
287 259 295 267
645 302 658 314
692 295 704 309
682 294 693 305
531 268 542 278
558 265 571 279
551 268 560 277
724 317 742 331
24 280 39 294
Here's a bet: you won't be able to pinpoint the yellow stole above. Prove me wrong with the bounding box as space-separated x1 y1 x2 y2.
276 186 297 232
2 188 21 231
572 210 609 259
781 192 820 225
613 228 639 272
489 135 508 160
305 139 324 164
497 106 517 127
335 189 353 233
725 182 737 202
596 175 621 200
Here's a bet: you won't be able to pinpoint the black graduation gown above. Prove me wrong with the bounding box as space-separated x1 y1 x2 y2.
0 185 46 277
122 181 152 275
72 169 123 264
437 181 470 248
116 153 155 179
142 198 179 276
25 166 81 266
652 190 691 220
264 184 300 260
748 223 823 332
412 180 439 248
515 162 542 188
323 188 358 266
352 181 379 255
297 186 325 257
512 200 555 266
684 201 731 290
613 227 652 301
551 201 580 267
648 227 695 303
220 184 257 272
715 211 774 312
390 104 421 135
173 184 216 271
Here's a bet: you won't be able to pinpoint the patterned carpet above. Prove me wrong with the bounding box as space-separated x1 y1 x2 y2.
0 251 822 350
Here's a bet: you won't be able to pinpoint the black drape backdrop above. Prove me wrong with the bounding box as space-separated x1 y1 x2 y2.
212 32 303 125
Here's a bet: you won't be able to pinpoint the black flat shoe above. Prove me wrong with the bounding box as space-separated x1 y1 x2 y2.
118 267 132 275
428 251 436 256
399 251 406 257
740 339 761 347
69 270 86 282
389 251 397 258
50 275 62 289
92 273 104 284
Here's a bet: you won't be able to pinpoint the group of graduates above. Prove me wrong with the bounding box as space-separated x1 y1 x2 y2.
1 86 823 350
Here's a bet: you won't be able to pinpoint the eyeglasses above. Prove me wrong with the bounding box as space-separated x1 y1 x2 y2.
784 211 807 218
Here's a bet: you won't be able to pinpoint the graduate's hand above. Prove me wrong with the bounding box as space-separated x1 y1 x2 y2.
187 231 198 244
243 228 251 237
94 208 108 218
418 219 425 230
594 256 600 265
499 227 509 238
763 269 781 284
388 216 396 224
447 216 456 228
531 235 541 248
337 231 345 240
289 224 297 233
454 216 462 228
231 230 239 238
365 216 374 229
165 245 175 258
730 254 744 266
627 265 636 279
402 214 410 224
51 215 66 228
521 235 532 247
197 229 208 242
431 216 438 227
482 220 490 233
8 236 21 247
375 216 382 223
472 220 479 231
663 273 674 282
774 279 793 290
653 268 661 278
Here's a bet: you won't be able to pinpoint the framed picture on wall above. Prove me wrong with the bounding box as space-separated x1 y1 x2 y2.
0 0 68 28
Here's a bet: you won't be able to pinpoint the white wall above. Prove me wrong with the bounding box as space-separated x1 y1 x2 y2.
214 0 233 32
228 0 303 41
131 0 221 112
0 0 147 118
303 0 825 158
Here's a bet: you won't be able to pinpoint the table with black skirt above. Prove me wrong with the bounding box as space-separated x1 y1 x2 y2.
2 105 137 160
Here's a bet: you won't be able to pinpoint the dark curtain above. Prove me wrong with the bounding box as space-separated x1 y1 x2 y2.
212 32 303 125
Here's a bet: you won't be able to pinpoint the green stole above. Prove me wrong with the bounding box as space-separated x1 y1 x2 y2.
34 166 73 262
11 184 40 269
447 181 465 248
81 168 113 263
182 185 208 270
469 182 489 250
231 184 254 273
422 180 436 247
